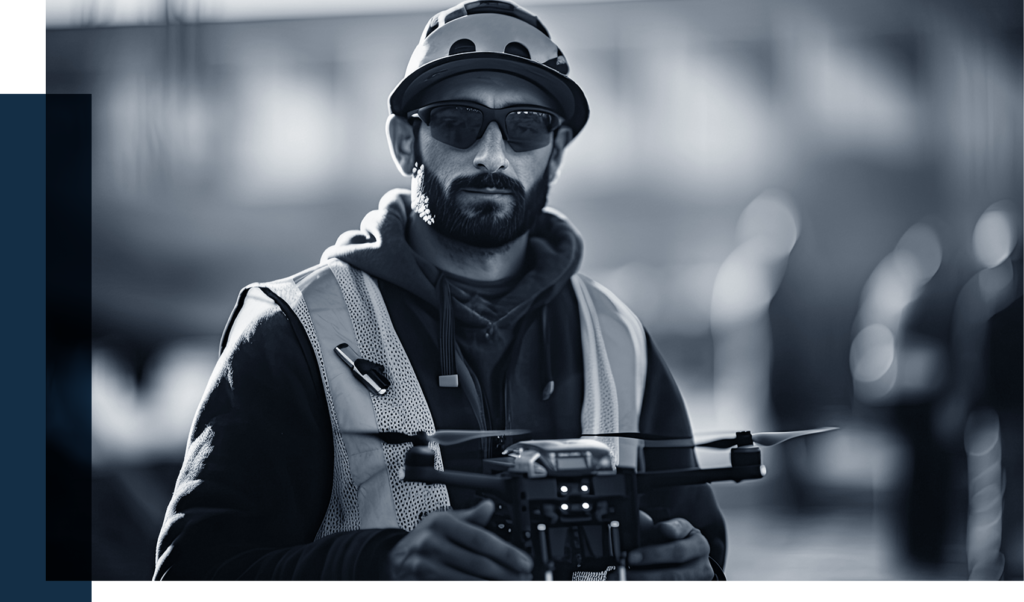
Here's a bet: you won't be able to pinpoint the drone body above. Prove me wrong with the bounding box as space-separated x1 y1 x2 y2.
481 440 637 579
403 434 776 579
366 427 835 580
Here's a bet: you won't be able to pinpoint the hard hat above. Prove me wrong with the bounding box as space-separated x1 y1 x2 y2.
389 0 589 138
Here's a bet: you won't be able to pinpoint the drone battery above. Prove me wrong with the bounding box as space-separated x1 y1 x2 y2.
555 456 588 471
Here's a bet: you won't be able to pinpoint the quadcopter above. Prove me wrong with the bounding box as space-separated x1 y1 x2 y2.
356 425 836 580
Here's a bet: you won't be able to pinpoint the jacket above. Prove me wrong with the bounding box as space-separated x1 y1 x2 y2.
154 190 726 579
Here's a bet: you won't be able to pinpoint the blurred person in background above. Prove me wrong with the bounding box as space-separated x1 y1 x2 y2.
850 222 958 567
947 205 1022 580
154 1 724 581
981 281 1022 580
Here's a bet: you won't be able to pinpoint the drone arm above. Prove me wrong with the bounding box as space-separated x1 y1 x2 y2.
403 465 509 497
636 464 765 493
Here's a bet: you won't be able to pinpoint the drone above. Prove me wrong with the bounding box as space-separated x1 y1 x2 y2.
355 426 836 580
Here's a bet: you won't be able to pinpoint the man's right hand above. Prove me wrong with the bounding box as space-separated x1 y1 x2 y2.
388 499 534 580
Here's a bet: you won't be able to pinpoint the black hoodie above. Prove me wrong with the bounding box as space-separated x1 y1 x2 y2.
154 190 726 580
321 190 585 453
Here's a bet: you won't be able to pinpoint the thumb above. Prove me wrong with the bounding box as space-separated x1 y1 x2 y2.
453 498 496 526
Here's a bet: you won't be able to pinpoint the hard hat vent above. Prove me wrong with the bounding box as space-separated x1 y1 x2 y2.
449 39 476 55
503 42 530 59
542 51 568 75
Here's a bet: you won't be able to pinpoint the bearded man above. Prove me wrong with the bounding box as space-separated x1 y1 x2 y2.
155 0 726 581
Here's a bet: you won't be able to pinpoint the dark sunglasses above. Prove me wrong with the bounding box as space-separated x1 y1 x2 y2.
409 101 563 153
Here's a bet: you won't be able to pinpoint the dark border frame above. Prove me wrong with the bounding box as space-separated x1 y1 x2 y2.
1 94 92 599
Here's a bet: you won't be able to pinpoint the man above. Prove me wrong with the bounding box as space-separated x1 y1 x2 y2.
155 0 725 580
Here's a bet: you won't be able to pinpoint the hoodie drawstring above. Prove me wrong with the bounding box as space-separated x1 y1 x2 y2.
437 275 459 388
541 304 555 401
437 272 555 400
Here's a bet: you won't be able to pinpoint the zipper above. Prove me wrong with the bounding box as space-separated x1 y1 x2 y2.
494 307 544 455
452 343 490 460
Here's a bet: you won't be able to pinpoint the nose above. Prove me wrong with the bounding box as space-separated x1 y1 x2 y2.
473 121 509 174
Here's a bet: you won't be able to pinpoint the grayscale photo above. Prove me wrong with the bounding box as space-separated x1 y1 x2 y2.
46 0 1021 582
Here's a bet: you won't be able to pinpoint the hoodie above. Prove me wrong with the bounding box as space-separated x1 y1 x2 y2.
322 190 583 453
154 190 726 580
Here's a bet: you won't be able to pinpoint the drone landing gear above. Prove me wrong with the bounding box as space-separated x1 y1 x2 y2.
535 524 553 581
608 520 626 580
533 521 628 581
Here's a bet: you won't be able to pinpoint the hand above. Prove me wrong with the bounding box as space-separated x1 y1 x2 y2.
388 499 534 580
626 511 714 580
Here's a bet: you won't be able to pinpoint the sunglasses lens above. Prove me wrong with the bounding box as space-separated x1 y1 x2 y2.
425 106 483 149
420 105 558 152
505 110 555 152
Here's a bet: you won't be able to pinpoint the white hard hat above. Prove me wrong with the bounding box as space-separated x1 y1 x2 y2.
389 1 589 137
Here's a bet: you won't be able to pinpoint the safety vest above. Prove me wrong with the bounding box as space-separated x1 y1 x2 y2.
231 259 647 576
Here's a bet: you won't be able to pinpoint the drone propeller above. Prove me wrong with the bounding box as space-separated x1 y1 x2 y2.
345 429 529 446
584 427 838 449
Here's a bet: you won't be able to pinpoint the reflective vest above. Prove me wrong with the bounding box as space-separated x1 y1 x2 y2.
230 259 647 564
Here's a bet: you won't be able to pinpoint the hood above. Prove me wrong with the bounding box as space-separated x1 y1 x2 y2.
321 188 583 327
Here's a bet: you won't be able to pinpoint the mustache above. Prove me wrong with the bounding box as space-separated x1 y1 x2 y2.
448 172 526 199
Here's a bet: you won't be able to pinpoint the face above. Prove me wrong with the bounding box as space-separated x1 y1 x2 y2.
409 71 562 249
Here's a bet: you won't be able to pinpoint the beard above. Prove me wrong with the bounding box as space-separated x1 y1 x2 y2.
412 161 550 249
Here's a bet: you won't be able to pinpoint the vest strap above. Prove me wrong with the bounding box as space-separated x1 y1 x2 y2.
324 260 450 532
256 273 363 537
298 265 402 531
574 275 648 469
573 274 621 466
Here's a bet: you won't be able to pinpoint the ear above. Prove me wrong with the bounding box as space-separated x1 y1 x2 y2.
546 126 573 184
386 114 416 177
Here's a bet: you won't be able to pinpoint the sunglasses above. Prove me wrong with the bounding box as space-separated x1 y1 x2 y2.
410 101 564 153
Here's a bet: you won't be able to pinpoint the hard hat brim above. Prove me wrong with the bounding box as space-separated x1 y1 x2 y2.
389 52 589 138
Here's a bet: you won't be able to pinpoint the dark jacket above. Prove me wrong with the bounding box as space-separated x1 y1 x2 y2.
154 191 726 580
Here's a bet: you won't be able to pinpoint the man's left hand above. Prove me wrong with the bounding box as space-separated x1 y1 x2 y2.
626 511 714 580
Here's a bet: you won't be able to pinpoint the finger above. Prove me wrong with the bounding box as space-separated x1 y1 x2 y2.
628 530 710 566
640 517 698 545
626 557 715 581
655 518 699 542
638 510 654 528
397 553 483 581
392 522 532 580
451 498 496 527
637 510 656 544
432 512 534 574
426 537 533 580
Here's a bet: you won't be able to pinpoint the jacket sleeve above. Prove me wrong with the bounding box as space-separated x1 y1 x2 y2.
637 332 728 570
153 289 406 580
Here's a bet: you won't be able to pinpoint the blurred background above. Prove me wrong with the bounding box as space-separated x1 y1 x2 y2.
46 0 1020 581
